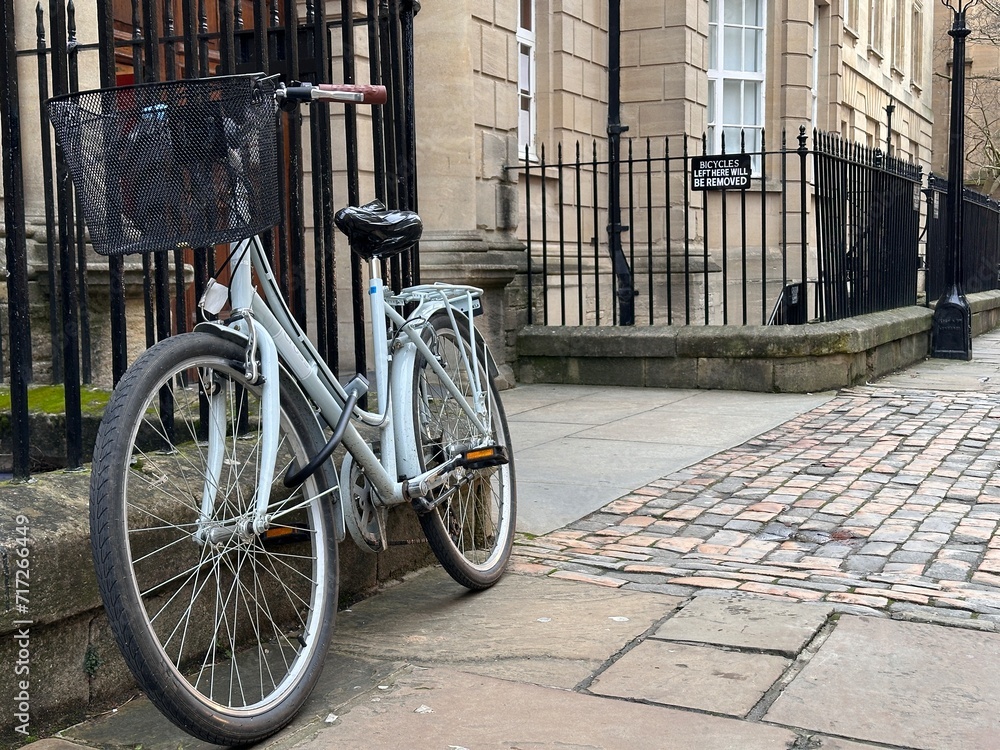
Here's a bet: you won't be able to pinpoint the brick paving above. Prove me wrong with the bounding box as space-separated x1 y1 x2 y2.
512 385 1000 627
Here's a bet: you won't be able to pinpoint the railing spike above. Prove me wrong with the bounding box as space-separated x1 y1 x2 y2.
35 1 44 43
131 0 142 39
164 0 175 34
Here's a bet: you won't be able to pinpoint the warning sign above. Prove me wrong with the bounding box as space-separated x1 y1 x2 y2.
691 154 752 191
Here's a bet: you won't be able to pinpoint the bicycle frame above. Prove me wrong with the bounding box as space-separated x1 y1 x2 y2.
194 236 493 540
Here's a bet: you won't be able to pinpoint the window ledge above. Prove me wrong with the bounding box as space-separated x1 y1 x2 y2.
868 45 884 62
844 23 860 41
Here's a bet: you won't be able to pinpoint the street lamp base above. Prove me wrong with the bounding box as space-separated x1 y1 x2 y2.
931 286 972 360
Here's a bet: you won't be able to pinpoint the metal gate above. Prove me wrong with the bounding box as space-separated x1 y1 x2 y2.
0 0 418 479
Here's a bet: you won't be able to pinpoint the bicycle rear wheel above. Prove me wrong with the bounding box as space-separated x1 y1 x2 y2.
411 312 516 589
89 332 338 745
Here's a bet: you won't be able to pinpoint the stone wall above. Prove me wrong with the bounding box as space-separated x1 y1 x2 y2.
517 291 1000 393
413 0 526 377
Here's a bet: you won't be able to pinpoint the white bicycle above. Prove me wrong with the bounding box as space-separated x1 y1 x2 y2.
49 73 515 744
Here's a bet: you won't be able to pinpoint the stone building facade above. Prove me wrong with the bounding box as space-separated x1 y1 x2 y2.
503 0 937 326
521 0 935 162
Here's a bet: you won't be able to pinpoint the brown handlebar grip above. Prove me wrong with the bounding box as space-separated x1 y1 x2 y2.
316 83 388 105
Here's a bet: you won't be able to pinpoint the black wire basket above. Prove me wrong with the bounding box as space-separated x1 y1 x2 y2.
47 74 279 257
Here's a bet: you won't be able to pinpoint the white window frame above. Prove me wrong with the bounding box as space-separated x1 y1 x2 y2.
910 3 924 89
707 0 767 172
517 0 536 158
813 7 821 130
891 0 906 74
869 0 884 56
844 0 859 34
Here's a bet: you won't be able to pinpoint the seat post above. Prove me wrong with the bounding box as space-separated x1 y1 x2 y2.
368 256 383 287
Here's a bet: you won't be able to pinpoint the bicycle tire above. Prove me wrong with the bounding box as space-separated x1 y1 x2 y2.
89 332 338 745
411 311 516 589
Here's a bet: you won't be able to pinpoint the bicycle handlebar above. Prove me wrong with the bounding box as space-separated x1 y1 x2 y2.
276 82 387 109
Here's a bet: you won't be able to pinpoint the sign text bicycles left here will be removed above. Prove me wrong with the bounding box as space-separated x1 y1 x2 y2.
691 154 751 190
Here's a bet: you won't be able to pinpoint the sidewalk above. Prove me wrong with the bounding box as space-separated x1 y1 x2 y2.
22 332 1000 750
510 330 1000 623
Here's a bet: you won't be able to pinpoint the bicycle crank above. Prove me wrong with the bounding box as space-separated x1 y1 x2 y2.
406 444 508 514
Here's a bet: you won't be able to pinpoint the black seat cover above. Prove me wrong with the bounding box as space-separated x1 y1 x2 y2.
334 200 422 259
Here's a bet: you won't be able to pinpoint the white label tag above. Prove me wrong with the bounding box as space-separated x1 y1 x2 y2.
200 279 229 315
455 296 483 317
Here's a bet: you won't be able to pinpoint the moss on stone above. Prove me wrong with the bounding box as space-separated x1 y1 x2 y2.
0 385 111 417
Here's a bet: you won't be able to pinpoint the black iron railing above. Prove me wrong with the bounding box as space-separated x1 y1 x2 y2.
925 173 1000 300
812 131 923 320
519 128 925 329
0 0 418 479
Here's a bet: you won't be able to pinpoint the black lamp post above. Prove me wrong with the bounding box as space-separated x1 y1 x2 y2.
931 0 978 360
885 98 895 156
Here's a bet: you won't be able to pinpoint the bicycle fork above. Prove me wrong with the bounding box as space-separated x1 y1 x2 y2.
196 242 282 542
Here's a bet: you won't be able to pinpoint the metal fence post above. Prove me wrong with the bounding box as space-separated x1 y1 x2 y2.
797 126 809 321
607 0 633 325
0 0 33 479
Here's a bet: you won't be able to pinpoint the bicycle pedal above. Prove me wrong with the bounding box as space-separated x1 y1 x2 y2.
457 445 509 470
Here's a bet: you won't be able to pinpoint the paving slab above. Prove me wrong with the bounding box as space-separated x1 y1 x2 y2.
504 386 696 424
499 383 608 415
57 653 402 750
516 479 649 536
289 664 800 750
654 594 833 656
590 640 790 717
581 393 836 447
766 615 1000 749
330 568 681 689
513 436 717 534
506 418 589 450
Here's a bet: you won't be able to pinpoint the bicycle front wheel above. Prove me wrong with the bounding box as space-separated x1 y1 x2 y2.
89 332 338 745
411 311 516 589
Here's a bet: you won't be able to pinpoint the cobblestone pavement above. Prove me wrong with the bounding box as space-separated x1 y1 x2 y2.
512 384 1000 627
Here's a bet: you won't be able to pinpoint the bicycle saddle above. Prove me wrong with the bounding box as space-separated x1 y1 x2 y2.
334 200 422 259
